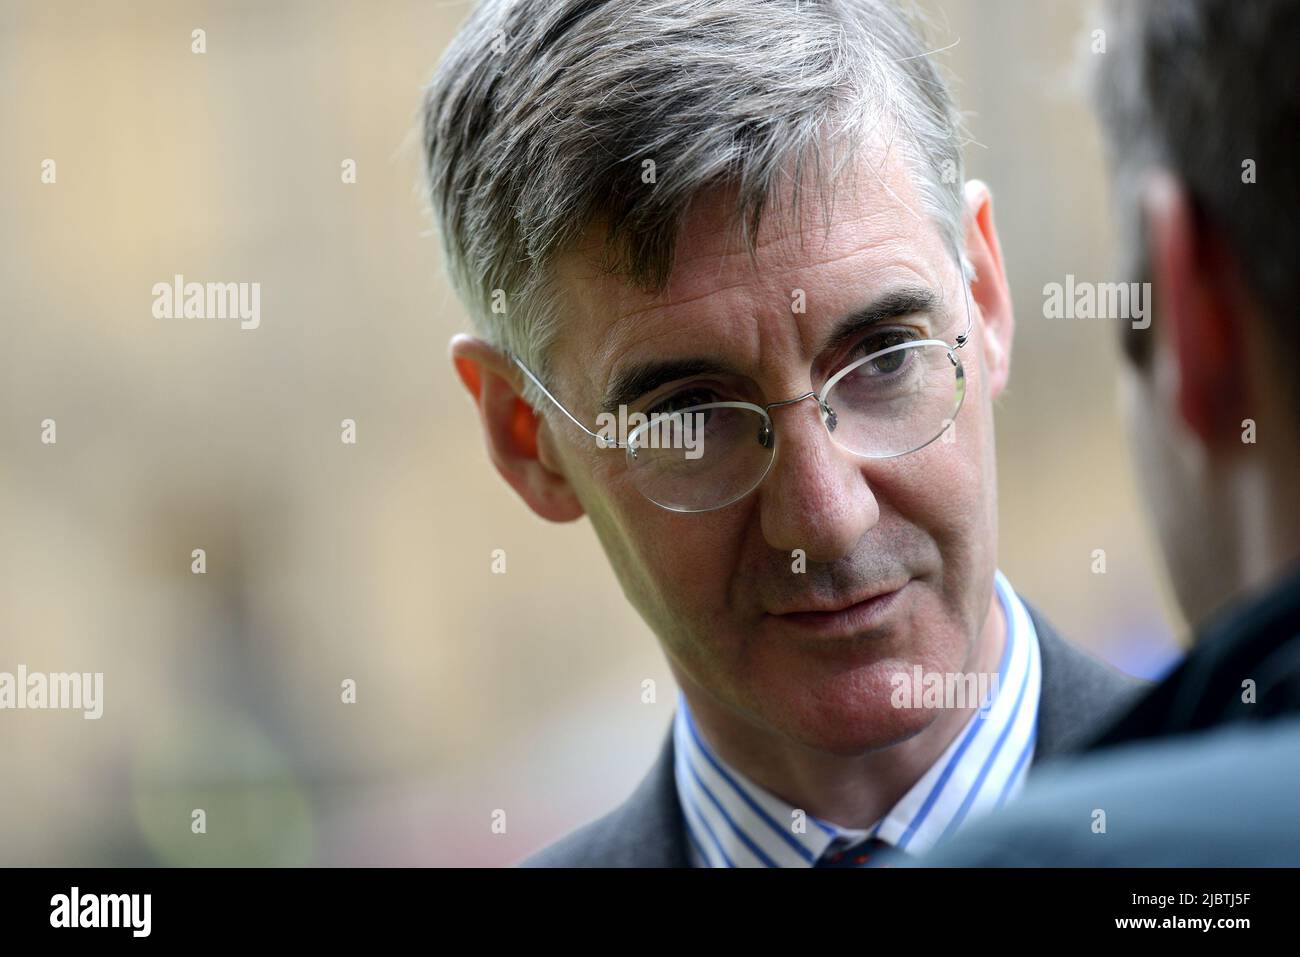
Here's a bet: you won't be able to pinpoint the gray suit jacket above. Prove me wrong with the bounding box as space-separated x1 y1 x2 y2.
918 565 1300 866
910 716 1300 866
519 603 1145 867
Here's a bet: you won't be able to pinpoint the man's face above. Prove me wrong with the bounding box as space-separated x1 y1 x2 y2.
1118 303 1259 631
1116 174 1254 630
1120 347 1217 630
541 151 1011 756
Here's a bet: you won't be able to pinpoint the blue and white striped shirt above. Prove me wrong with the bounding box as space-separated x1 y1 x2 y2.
673 569 1042 866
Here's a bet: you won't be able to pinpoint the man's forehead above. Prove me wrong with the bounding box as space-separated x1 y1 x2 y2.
550 150 949 386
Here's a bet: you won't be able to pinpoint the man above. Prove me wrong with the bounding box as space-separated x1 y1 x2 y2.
421 0 1141 867
919 0 1300 866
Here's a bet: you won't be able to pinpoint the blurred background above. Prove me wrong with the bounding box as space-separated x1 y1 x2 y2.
0 0 1179 866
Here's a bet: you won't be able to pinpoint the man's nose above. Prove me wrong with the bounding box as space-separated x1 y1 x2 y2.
758 394 880 562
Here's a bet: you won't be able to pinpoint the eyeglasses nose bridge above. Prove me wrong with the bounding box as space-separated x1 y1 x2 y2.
758 390 837 449
763 389 819 413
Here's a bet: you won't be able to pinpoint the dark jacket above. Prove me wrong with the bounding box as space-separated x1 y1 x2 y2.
917 566 1300 866
519 603 1145 867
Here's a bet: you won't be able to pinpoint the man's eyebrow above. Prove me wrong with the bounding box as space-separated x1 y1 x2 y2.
819 286 941 357
599 286 941 413
601 357 737 414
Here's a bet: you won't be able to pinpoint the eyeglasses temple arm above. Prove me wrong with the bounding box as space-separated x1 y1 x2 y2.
952 238 974 350
506 352 626 448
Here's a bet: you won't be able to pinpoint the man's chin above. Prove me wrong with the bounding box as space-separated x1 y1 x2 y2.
779 703 941 757
748 675 946 757
733 650 967 754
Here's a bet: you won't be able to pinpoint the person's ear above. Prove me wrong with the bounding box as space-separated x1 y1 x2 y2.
1141 171 1246 448
962 180 1015 398
449 334 586 522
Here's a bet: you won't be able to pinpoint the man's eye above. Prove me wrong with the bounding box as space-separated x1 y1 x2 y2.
852 329 916 358
646 387 718 417
850 329 917 373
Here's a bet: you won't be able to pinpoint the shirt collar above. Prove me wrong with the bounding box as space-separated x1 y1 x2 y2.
673 569 1042 866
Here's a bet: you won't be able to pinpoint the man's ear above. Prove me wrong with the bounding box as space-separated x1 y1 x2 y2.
449 334 586 522
962 180 1015 399
1141 172 1246 448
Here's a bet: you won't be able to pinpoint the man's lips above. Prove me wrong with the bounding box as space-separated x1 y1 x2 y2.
764 581 911 637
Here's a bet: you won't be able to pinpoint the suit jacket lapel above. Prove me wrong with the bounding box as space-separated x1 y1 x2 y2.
1027 600 1146 763
598 721 690 867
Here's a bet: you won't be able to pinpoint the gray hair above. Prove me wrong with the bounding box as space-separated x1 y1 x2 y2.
1092 0 1300 368
422 0 969 405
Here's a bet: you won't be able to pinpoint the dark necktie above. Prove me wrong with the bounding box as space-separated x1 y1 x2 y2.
813 835 892 868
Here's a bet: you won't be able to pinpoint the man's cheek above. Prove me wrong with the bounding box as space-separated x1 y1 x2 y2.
645 527 728 600
887 442 978 524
